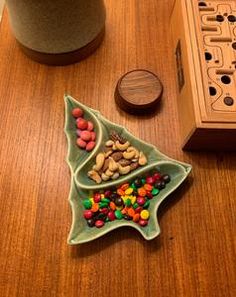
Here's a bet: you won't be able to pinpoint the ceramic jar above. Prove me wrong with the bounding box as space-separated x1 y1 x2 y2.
5 0 106 65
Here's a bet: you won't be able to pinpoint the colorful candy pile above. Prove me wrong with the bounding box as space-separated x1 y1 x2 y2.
82 170 171 228
72 107 96 152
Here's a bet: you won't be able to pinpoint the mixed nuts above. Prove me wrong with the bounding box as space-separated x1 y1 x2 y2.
88 131 148 183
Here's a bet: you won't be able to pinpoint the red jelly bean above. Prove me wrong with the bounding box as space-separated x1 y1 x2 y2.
139 219 148 227
90 131 96 141
76 118 88 130
137 196 146 206
86 141 96 152
87 121 94 131
95 220 105 228
146 176 155 185
93 193 101 203
107 211 116 221
83 210 93 219
80 130 91 141
76 138 87 148
72 108 83 118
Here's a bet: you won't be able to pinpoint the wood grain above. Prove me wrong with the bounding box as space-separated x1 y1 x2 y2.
0 1 235 297
171 0 236 149
115 69 163 114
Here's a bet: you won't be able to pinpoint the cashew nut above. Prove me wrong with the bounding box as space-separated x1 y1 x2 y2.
112 144 118 151
88 170 102 184
127 146 135 152
123 150 136 160
108 157 118 172
138 151 147 166
118 164 131 175
105 169 114 177
92 165 103 175
115 141 130 151
101 173 110 181
105 149 113 158
127 146 139 158
93 153 105 171
105 140 114 147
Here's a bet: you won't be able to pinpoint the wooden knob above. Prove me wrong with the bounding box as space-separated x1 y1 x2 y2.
115 69 163 114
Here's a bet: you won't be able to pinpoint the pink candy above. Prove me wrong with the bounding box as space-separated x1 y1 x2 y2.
86 141 96 152
87 121 94 131
90 131 96 141
72 107 97 152
77 138 87 149
72 108 84 118
76 129 82 137
80 131 91 141
76 118 88 130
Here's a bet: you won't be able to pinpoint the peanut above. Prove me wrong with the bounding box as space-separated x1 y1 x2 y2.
108 157 119 172
111 172 120 180
93 153 105 171
101 173 110 181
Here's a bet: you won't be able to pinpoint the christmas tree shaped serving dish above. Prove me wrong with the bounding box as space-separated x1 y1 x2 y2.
64 95 192 244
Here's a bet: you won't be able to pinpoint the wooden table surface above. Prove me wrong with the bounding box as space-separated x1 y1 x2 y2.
0 1 235 296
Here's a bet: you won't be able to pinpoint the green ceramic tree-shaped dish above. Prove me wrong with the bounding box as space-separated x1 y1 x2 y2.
64 95 192 244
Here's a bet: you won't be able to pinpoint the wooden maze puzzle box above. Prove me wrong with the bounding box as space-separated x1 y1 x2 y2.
171 0 236 150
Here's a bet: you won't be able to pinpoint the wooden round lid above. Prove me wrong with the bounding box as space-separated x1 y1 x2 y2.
115 69 163 114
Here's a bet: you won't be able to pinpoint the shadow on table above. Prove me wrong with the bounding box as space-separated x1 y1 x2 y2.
114 98 164 119
70 177 193 258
